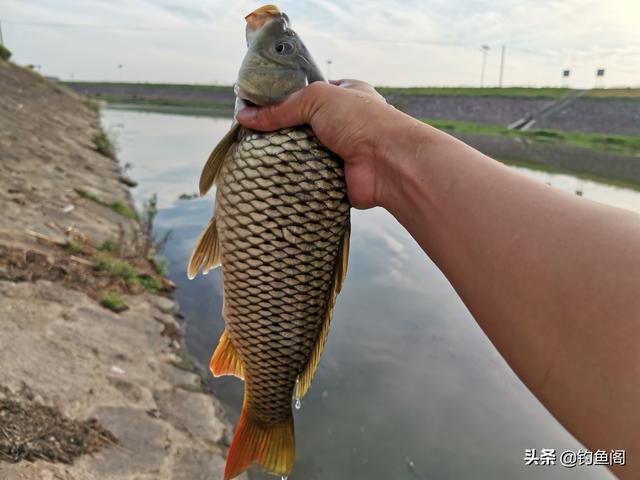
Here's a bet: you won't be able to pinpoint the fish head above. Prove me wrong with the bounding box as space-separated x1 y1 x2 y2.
235 4 324 106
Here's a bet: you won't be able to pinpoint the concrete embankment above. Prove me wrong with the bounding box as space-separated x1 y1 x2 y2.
66 82 640 136
0 60 236 479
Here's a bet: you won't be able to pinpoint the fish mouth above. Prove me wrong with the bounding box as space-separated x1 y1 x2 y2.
234 79 298 107
234 84 268 107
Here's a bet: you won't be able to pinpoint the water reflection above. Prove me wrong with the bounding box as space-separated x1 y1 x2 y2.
103 108 621 479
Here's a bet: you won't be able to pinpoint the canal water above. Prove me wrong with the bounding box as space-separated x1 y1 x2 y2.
102 107 630 479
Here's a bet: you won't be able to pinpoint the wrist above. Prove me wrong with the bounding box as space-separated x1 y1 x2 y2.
374 112 438 215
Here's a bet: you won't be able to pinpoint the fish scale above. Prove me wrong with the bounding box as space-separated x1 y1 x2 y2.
215 126 349 425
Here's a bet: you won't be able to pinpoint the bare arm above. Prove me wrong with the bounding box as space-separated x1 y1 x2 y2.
237 80 640 478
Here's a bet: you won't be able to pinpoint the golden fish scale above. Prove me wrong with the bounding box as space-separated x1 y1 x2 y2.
216 127 349 425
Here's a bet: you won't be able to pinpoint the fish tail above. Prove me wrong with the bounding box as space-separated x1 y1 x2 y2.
224 396 295 480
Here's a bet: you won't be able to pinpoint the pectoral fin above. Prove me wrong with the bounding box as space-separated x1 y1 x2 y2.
295 220 350 399
199 122 240 196
187 218 220 279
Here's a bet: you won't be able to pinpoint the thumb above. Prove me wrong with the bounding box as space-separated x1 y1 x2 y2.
235 82 328 131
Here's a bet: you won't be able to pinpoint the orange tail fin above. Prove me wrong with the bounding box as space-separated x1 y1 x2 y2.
224 399 295 480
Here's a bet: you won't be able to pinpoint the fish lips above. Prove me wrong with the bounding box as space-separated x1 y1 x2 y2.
235 69 307 106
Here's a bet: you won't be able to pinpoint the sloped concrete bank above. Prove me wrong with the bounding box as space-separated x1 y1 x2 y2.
0 59 236 479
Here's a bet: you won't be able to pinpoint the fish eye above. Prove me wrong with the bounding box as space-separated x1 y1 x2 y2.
274 40 295 56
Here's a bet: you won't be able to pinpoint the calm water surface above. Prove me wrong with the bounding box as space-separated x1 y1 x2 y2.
102 108 633 480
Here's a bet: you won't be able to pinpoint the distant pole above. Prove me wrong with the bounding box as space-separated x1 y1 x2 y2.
326 59 332 80
0 19 4 45
498 45 505 87
480 45 490 87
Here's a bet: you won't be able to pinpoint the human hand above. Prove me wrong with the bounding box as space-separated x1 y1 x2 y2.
235 79 409 209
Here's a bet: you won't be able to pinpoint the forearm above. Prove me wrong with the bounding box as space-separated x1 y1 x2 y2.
380 115 640 476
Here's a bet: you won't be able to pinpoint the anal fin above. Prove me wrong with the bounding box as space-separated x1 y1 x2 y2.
295 219 350 399
210 329 244 379
187 217 220 279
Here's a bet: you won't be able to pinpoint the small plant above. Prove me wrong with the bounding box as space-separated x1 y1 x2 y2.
93 253 139 288
93 252 163 293
84 98 100 112
153 257 168 276
138 194 170 257
98 239 121 253
75 187 101 203
92 129 116 159
75 188 137 220
0 44 11 61
100 292 128 313
108 200 137 220
67 240 85 254
138 274 162 293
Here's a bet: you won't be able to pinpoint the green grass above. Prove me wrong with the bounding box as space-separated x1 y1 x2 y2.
98 239 121 253
584 88 640 99
92 129 116 159
100 292 128 313
425 118 640 155
0 44 11 61
75 188 138 219
65 81 640 100
93 253 139 287
95 95 234 110
377 86 572 99
138 274 162 293
108 200 137 219
93 253 163 293
66 240 85 254
153 257 168 276
64 81 234 93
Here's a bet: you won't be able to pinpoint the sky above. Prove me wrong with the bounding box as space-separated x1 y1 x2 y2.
2 0 639 88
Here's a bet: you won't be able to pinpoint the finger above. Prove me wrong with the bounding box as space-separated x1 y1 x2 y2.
236 82 328 131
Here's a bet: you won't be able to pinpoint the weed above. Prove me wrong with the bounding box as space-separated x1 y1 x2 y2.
92 130 116 159
108 200 137 220
93 253 139 288
98 239 121 253
138 275 161 293
425 119 640 155
75 188 137 220
100 292 128 313
0 44 11 61
66 240 85 254
153 257 168 276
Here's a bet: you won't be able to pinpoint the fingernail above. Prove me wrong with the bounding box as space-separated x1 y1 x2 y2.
236 107 257 122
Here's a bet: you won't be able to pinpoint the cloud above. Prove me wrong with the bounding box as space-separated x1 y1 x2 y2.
3 0 639 87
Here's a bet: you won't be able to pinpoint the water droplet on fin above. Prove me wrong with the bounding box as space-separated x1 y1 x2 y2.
294 398 301 410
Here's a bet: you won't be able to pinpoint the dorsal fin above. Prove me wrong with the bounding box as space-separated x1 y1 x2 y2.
187 217 220 279
295 219 350 399
199 122 240 196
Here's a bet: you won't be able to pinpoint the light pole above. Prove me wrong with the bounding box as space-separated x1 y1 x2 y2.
498 45 505 87
480 45 490 87
326 59 332 80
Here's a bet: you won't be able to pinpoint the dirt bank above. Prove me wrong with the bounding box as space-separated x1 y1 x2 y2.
0 59 237 479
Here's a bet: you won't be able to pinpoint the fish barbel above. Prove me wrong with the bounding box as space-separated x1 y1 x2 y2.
187 5 351 479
